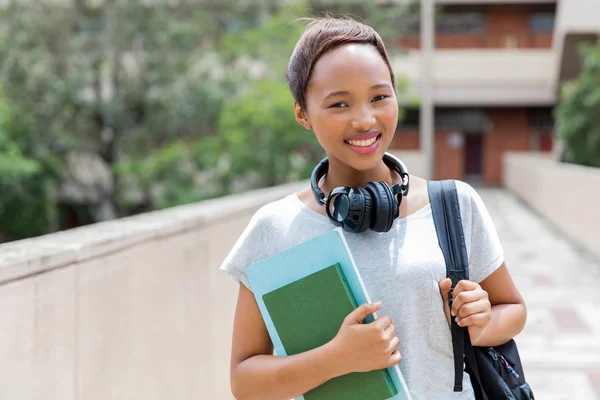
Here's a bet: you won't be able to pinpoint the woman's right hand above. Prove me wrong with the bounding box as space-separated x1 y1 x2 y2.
327 302 402 376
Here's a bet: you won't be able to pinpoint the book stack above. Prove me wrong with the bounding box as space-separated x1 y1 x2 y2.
246 228 412 400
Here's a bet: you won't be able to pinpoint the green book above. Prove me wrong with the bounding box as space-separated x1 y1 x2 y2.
262 263 398 400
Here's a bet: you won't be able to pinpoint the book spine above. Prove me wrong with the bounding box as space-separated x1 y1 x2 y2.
382 368 399 396
335 263 359 310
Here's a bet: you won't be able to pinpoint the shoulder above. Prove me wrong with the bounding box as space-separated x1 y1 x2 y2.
247 194 299 231
220 194 299 282
224 192 309 266
453 180 487 213
453 179 480 201
220 192 329 288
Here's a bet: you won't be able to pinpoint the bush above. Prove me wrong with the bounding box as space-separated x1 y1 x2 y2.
555 42 600 168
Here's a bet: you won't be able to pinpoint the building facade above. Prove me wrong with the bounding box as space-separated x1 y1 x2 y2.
388 0 600 186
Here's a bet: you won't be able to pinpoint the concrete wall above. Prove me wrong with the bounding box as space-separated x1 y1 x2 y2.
388 150 428 180
503 152 600 260
0 181 306 400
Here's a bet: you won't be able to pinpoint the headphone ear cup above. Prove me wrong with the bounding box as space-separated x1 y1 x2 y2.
356 187 373 233
365 182 396 232
342 187 372 233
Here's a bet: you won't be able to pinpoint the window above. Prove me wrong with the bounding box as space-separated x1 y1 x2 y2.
398 108 420 129
530 12 555 33
502 34 519 49
436 12 485 34
527 108 555 132
435 108 488 133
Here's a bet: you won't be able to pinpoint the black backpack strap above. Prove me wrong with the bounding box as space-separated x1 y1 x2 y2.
427 179 468 392
428 180 489 399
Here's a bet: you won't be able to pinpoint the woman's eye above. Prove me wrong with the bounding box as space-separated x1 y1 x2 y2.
373 95 389 102
329 102 348 108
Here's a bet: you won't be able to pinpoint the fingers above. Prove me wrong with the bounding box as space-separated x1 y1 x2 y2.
451 280 479 299
384 323 396 339
387 349 402 367
386 336 400 354
346 302 382 325
438 278 452 302
373 315 392 331
451 281 489 316
451 290 486 316
456 311 491 328
454 299 489 323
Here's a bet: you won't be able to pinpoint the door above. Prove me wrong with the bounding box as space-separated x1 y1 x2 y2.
463 134 483 186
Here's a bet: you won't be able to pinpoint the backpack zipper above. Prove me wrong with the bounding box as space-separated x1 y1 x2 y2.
487 347 520 380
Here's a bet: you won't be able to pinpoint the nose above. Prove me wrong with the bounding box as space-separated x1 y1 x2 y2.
350 108 376 131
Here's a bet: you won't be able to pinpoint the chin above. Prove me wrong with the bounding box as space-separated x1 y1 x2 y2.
342 148 389 172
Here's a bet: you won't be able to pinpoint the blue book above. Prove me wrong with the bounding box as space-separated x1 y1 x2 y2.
246 228 412 400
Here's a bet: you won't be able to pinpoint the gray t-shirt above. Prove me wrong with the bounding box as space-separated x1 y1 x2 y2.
220 180 504 400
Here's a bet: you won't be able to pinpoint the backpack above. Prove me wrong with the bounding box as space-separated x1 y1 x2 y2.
427 180 535 400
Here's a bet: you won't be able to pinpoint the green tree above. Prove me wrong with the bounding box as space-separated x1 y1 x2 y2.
555 41 600 168
216 3 324 189
0 0 268 237
306 0 420 44
219 79 323 188
0 88 61 240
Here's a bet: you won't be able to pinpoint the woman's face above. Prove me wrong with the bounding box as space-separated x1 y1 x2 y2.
296 43 398 172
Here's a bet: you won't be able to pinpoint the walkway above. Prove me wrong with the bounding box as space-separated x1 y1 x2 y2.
481 188 600 400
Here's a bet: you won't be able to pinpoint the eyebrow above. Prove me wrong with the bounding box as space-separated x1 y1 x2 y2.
323 83 392 101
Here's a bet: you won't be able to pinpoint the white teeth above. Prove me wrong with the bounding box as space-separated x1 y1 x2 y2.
346 136 377 147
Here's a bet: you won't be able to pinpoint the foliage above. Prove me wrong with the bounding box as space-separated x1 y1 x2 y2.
0 89 61 240
0 1 246 238
305 0 420 44
555 41 600 168
219 79 324 188
0 0 416 241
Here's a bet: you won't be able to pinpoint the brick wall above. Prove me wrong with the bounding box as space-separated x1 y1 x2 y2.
392 128 420 150
395 4 554 49
435 131 464 181
390 108 543 185
485 108 533 185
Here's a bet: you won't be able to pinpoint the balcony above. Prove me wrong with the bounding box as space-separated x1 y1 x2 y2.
392 49 556 106
553 0 600 82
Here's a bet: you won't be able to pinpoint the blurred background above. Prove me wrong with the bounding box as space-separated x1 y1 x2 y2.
0 0 599 399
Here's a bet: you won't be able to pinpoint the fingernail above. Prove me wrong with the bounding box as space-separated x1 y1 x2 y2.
373 301 382 306
451 310 456 317
455 317 460 326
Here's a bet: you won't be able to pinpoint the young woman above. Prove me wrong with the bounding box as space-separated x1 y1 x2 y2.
220 16 527 400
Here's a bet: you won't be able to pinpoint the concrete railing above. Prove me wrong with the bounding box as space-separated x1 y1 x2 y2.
391 49 556 106
503 151 600 260
0 181 306 400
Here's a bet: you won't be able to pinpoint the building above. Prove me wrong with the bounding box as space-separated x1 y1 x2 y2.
388 0 600 186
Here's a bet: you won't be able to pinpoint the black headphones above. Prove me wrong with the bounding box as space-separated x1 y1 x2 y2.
310 152 410 233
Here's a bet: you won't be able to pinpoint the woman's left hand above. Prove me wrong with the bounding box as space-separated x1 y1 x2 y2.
439 278 492 346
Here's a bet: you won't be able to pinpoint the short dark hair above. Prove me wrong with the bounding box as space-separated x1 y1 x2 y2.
286 16 396 112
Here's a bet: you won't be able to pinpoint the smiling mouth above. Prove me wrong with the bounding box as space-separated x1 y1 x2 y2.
344 133 382 147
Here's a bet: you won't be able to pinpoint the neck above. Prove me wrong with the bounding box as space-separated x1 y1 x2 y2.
319 155 399 199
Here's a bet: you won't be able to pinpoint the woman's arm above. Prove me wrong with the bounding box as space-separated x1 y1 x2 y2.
446 263 527 347
230 283 339 400
471 263 527 346
229 283 400 400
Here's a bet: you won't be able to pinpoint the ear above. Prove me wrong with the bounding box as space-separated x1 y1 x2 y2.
294 101 312 130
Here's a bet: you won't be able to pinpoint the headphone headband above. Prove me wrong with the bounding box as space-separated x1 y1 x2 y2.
310 152 410 206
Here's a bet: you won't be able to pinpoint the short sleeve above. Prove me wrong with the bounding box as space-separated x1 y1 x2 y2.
456 181 504 283
220 259 251 290
219 205 281 291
